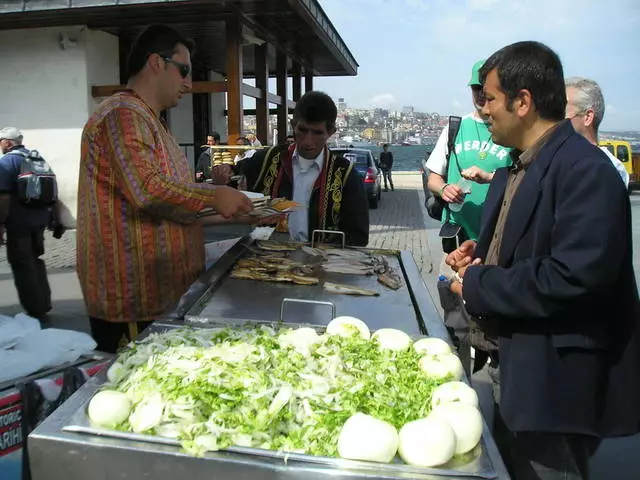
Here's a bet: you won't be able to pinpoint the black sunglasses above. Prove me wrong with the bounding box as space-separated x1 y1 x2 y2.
161 56 191 79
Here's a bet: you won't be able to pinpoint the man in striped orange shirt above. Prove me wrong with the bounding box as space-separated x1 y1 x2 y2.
77 25 253 352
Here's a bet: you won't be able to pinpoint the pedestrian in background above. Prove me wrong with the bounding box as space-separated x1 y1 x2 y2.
0 127 53 323
379 143 394 191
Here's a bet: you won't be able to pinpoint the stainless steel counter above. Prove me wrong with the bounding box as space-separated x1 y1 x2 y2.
27 239 510 479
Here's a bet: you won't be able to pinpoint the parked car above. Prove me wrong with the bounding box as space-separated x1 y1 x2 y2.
420 148 434 207
331 148 382 209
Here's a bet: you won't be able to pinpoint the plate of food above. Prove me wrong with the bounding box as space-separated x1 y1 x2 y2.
241 191 267 200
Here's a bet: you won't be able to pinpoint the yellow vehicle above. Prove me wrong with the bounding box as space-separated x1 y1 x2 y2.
599 139 640 190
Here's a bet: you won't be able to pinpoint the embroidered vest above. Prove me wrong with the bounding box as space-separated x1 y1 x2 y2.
251 144 355 235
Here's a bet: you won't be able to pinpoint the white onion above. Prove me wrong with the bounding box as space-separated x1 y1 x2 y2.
413 337 452 356
398 417 456 467
431 381 479 409
326 316 371 340
87 390 131 428
372 328 412 351
430 403 483 454
337 412 399 463
418 353 464 381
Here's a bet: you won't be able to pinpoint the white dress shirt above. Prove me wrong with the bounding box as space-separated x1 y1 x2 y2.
599 146 630 188
288 148 324 242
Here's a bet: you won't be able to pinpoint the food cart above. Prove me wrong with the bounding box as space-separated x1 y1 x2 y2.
0 354 112 480
28 237 511 479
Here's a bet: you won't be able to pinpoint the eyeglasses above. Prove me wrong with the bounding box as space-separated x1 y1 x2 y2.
161 56 191 79
565 109 588 120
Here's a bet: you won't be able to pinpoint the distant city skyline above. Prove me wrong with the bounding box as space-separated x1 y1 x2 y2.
313 0 640 132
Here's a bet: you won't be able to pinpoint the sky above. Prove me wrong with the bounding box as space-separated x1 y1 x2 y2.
313 0 640 131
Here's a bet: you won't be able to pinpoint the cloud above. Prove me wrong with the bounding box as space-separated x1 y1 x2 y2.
369 93 396 108
466 0 502 11
606 104 617 115
404 0 430 10
317 0 640 130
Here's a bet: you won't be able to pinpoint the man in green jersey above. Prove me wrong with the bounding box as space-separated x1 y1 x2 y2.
426 60 512 372
427 60 512 245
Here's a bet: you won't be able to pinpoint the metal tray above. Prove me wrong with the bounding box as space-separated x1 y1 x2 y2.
60 321 498 479
182 238 428 336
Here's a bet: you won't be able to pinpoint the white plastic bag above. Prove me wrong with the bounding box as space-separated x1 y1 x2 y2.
0 349 47 383
13 328 97 368
0 312 41 349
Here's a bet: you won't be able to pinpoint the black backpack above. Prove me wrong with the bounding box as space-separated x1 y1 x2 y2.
425 116 462 220
14 149 58 206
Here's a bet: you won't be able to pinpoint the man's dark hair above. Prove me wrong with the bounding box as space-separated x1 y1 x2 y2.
480 41 566 121
209 132 221 141
292 91 338 132
126 24 195 79
382 143 389 148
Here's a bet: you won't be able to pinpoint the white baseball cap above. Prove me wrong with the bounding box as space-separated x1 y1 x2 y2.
0 127 23 142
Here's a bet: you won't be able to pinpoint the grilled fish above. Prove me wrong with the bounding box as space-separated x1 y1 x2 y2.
256 240 299 252
301 246 328 258
322 248 372 262
230 267 319 285
284 273 320 285
375 259 402 290
377 270 402 290
237 258 301 270
323 282 379 296
247 247 287 258
322 264 375 275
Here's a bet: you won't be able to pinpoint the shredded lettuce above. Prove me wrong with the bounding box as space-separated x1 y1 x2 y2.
102 326 448 457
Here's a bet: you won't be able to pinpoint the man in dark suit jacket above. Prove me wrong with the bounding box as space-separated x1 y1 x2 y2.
447 41 640 479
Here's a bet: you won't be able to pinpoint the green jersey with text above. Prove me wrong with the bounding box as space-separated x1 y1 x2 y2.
444 115 512 240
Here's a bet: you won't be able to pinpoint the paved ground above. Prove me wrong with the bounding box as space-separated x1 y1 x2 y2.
1 173 639 478
0 173 445 332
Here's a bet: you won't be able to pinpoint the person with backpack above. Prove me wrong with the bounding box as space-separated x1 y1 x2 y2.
0 127 55 322
425 60 512 373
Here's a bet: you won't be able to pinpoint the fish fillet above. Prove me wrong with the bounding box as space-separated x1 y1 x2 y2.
322 264 374 275
256 240 299 252
230 267 319 285
323 282 379 296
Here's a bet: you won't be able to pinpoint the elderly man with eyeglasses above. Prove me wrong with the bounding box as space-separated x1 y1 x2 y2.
565 77 629 188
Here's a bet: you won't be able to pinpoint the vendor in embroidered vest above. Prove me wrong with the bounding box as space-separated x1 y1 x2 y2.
237 91 370 246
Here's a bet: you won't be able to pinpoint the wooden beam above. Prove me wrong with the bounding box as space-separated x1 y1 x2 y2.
267 93 282 106
92 81 227 98
276 51 288 144
292 62 302 101
225 108 281 116
254 44 269 145
190 81 228 94
305 68 314 92
226 16 243 141
241 83 264 100
192 67 211 166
